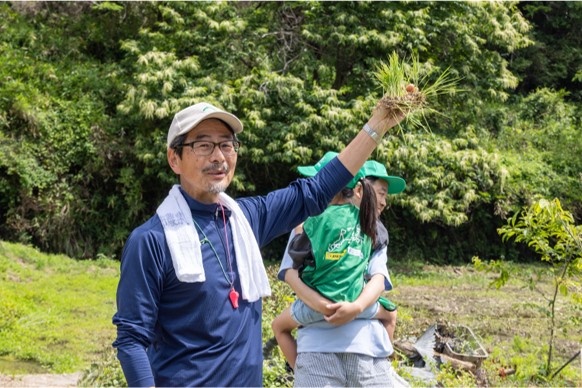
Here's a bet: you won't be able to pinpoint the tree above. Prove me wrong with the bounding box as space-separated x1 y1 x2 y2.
0 3 148 258
2 1 580 264
474 198 582 378
513 2 582 102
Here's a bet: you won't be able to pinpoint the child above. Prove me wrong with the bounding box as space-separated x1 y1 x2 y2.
272 153 395 370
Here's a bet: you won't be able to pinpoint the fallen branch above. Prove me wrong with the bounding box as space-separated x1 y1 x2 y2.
499 367 516 378
435 351 476 373
393 339 421 359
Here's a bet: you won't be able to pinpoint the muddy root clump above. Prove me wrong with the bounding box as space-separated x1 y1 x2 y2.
377 91 426 116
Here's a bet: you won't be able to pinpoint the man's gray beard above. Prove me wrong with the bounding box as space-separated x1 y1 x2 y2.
208 182 227 194
204 162 230 194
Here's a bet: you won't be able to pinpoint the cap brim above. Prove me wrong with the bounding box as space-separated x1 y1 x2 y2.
297 165 318 177
201 111 243 134
386 176 406 194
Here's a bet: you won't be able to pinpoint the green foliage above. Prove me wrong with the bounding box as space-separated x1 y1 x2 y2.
78 347 127 387
261 264 294 387
381 130 503 227
513 2 582 102
0 1 580 265
436 362 477 387
472 257 510 289
483 336 582 387
0 4 134 258
494 88 582 218
474 198 582 378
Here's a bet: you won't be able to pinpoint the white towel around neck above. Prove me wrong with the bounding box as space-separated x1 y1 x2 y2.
156 185 271 302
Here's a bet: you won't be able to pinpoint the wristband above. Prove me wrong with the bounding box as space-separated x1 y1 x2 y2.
362 123 382 144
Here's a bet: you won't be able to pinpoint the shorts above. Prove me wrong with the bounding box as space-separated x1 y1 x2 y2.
291 299 379 326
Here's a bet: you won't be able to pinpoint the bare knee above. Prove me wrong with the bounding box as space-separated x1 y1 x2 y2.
272 315 283 336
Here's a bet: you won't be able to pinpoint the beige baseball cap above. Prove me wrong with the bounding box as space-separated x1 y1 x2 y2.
167 102 243 147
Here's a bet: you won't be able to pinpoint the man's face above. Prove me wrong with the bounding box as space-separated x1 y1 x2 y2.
371 179 389 215
168 119 237 204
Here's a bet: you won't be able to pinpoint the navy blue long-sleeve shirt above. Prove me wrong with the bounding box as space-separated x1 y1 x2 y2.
112 157 352 387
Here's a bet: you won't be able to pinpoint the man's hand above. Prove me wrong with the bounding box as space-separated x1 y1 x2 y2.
367 108 406 136
367 85 416 136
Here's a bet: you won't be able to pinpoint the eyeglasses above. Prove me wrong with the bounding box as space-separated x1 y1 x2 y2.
179 140 241 156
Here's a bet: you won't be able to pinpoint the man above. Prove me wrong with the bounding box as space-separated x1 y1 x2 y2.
112 99 406 387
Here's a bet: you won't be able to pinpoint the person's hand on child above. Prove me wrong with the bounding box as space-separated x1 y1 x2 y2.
323 301 363 326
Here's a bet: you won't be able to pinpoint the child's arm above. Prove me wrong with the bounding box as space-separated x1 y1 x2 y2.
324 273 385 326
284 268 336 316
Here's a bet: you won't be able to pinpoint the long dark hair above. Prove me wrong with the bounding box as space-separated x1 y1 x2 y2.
340 178 378 245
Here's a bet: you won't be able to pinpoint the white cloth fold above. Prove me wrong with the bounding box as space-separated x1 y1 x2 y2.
156 185 271 302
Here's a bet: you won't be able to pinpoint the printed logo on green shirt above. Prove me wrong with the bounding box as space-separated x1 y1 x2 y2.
328 226 364 251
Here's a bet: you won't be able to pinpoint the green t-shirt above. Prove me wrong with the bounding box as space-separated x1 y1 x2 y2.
301 204 372 303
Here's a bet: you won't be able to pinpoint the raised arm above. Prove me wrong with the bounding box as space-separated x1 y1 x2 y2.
338 108 405 176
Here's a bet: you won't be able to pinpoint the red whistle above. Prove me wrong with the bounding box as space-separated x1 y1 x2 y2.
229 288 239 309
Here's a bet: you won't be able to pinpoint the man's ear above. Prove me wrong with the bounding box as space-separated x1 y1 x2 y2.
167 148 181 174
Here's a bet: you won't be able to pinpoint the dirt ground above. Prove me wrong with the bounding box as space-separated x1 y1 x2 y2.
0 372 81 387
391 265 581 363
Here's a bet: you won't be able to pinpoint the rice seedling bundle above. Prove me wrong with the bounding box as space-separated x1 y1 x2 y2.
374 52 460 131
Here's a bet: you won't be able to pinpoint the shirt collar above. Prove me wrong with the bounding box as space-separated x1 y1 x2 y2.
178 186 232 218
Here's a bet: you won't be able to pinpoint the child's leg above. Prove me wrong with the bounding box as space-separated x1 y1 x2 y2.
375 307 397 343
271 307 300 370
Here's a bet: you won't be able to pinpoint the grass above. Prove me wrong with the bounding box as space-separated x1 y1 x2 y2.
0 241 119 374
0 241 581 387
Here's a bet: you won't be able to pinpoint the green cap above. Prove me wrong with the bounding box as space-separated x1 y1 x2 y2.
362 160 406 194
297 151 365 189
